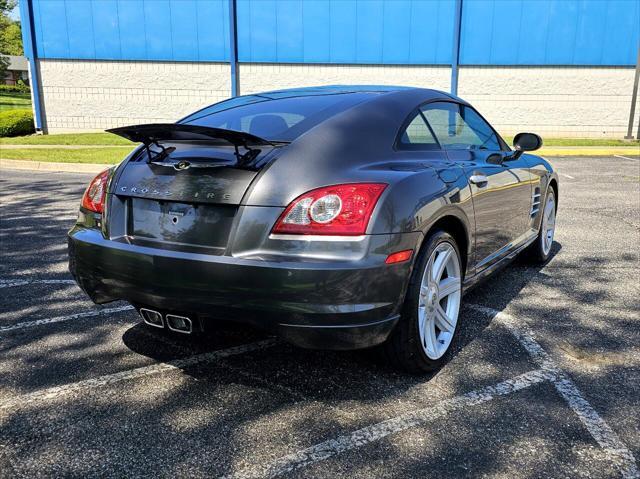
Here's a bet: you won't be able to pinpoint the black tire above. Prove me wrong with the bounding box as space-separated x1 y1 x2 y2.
525 187 556 264
383 230 463 374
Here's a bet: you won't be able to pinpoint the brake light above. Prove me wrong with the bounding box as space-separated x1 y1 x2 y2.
81 169 110 213
272 183 387 235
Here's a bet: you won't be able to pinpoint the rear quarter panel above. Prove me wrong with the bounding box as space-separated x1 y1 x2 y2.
367 154 475 279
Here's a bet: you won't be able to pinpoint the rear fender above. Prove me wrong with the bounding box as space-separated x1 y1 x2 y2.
368 163 474 279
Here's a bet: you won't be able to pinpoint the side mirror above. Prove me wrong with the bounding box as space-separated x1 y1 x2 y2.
510 132 543 159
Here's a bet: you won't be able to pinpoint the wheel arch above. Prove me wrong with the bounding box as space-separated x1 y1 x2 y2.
548 177 559 209
419 213 470 280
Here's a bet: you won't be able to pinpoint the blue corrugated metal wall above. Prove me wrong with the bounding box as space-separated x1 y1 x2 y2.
460 0 639 65
236 0 454 64
22 0 640 66
29 0 230 61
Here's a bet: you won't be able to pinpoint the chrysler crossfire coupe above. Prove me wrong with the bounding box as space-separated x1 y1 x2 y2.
68 86 558 372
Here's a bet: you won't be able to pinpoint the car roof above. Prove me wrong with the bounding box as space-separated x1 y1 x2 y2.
181 85 467 144
251 85 455 101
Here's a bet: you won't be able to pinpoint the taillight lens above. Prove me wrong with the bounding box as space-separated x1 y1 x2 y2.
81 169 110 213
272 183 387 235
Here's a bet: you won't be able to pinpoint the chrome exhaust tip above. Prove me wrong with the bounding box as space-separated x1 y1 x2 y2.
166 314 192 334
140 308 164 328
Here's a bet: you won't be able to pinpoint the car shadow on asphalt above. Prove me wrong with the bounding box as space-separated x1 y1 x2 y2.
4 240 630 478
112 240 628 477
121 242 565 397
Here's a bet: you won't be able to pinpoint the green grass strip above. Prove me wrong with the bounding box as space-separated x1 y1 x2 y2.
0 132 134 145
0 92 31 111
1 147 133 164
503 137 639 147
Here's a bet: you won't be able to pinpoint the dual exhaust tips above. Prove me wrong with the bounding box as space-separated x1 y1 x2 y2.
139 308 193 334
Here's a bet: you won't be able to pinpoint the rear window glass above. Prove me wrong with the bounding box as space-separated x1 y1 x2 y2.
181 93 374 142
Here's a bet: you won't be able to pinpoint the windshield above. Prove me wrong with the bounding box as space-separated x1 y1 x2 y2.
180 92 376 142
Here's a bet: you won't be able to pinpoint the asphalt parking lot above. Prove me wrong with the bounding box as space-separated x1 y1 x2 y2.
1 156 638 478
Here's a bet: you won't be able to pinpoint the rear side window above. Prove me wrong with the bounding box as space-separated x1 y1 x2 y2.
181 93 374 142
397 111 439 150
421 102 502 151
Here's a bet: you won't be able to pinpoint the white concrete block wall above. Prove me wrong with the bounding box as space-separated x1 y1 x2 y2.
238 63 451 94
36 60 638 138
458 66 638 138
38 60 231 133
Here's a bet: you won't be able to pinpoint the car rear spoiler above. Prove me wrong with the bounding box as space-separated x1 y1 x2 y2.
107 123 276 147
107 123 279 164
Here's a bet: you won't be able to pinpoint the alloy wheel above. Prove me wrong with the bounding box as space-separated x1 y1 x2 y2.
541 192 556 256
417 242 462 360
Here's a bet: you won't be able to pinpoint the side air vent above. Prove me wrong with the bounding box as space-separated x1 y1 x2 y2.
531 187 541 217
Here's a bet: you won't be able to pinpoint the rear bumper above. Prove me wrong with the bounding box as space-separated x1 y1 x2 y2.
68 227 420 349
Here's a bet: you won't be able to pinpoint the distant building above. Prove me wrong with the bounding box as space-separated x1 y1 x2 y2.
18 0 640 137
2 55 28 86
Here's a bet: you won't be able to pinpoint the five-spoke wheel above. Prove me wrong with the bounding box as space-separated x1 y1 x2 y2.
527 186 557 263
384 230 463 373
541 191 556 256
418 242 462 360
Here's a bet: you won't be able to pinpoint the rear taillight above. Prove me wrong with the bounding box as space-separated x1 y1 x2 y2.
81 169 110 213
272 183 387 236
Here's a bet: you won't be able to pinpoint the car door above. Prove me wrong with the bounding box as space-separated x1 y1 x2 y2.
421 101 533 273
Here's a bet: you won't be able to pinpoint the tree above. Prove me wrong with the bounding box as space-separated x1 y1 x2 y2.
0 1 17 14
0 20 22 55
0 0 22 56
0 54 9 81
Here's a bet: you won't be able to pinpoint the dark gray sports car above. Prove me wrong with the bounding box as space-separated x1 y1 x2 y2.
68 85 558 372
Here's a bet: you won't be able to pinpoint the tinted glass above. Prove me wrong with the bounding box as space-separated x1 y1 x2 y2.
421 102 500 151
460 106 501 150
180 93 374 142
398 112 439 149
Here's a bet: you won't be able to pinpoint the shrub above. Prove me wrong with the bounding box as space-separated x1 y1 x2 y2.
0 109 35 137
0 83 30 94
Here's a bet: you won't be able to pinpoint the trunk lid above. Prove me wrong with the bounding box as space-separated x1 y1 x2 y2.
108 123 278 205
106 124 282 253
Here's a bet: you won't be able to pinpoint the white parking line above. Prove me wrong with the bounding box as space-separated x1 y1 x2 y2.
559 172 575 179
468 304 639 479
2 276 636 477
226 369 554 479
0 305 134 332
229 305 639 479
136 330 309 403
0 339 276 411
614 154 639 161
0 278 77 289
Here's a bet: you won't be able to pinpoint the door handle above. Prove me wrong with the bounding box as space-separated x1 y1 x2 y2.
469 174 488 186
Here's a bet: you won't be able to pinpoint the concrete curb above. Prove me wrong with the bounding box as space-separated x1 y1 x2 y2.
1 158 114 174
